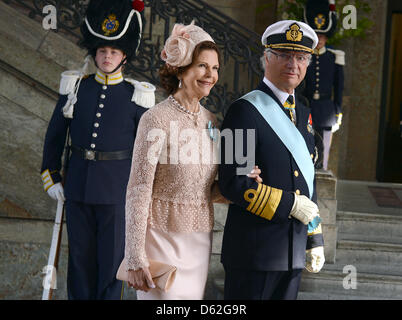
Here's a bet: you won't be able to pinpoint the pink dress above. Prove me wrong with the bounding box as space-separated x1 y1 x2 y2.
124 97 221 299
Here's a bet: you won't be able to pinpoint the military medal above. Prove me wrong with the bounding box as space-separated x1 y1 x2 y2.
307 114 314 133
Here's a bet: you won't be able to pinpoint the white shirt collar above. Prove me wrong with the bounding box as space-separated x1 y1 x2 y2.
95 69 124 85
263 77 294 106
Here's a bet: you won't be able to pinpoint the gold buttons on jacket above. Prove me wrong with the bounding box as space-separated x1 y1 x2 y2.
295 189 300 195
294 170 299 177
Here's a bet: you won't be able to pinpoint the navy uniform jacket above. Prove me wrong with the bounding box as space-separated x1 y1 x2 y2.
219 81 323 271
302 47 344 128
41 74 147 204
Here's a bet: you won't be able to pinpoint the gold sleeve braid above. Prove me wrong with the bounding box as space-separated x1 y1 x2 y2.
244 183 283 220
41 169 55 191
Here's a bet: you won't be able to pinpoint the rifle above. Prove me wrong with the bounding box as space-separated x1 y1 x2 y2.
42 128 71 300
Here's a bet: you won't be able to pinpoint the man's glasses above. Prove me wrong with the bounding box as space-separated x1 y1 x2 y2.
268 50 311 65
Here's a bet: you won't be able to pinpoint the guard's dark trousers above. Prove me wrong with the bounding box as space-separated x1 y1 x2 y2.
65 200 125 300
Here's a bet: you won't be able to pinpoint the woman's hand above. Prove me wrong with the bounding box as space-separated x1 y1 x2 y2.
127 267 155 292
247 165 263 183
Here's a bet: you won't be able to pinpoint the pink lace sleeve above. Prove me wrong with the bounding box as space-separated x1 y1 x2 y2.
124 110 165 271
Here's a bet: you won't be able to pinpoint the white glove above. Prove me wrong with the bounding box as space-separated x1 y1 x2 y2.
331 122 340 133
306 246 325 273
47 182 65 202
289 194 319 225
332 113 342 133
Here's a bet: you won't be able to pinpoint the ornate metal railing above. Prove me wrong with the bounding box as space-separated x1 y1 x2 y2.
4 0 263 121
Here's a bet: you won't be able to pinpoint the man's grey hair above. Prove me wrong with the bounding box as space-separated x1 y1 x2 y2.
260 48 273 70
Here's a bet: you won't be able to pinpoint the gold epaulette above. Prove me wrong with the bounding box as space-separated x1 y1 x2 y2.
244 183 282 220
327 48 345 66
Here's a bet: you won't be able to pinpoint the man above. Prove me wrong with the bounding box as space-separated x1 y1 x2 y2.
41 0 154 299
301 0 345 170
218 20 325 300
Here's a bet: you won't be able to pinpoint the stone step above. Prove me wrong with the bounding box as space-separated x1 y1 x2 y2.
335 240 402 274
0 217 139 300
0 217 68 300
337 211 402 242
337 232 402 245
300 268 402 299
212 268 402 300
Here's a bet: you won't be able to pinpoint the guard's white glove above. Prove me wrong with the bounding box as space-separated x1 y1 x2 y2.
47 182 65 202
332 113 342 133
331 122 340 133
306 246 325 273
289 194 319 225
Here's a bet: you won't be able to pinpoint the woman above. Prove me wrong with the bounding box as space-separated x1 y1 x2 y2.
124 22 261 299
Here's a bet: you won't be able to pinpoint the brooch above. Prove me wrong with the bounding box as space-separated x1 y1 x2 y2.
207 120 218 141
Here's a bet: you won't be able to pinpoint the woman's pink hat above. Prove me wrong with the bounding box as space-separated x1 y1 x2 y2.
161 21 214 67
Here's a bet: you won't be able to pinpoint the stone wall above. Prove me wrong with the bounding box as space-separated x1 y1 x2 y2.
0 1 84 222
328 1 388 181
0 1 86 299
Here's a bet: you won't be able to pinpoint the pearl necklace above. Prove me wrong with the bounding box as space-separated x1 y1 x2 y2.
169 95 201 116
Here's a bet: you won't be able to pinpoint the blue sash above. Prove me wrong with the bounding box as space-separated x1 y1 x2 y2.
241 90 315 199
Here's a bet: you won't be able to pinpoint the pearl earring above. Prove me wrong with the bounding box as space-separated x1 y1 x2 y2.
178 79 182 88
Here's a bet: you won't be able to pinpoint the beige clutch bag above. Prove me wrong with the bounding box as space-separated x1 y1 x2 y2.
116 258 177 292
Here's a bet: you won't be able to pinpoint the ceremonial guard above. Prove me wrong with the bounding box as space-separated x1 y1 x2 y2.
40 0 155 299
301 0 345 170
219 20 325 300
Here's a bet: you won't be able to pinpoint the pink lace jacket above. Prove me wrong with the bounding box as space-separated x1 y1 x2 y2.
124 97 222 271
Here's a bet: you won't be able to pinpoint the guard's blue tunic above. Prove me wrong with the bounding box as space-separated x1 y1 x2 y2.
42 74 147 204
41 73 148 299
218 81 323 272
303 47 344 128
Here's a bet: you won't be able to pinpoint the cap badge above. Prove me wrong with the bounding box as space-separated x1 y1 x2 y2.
286 23 303 42
314 14 326 29
102 14 120 36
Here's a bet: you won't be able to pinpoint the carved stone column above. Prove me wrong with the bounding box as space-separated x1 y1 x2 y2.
315 170 338 264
